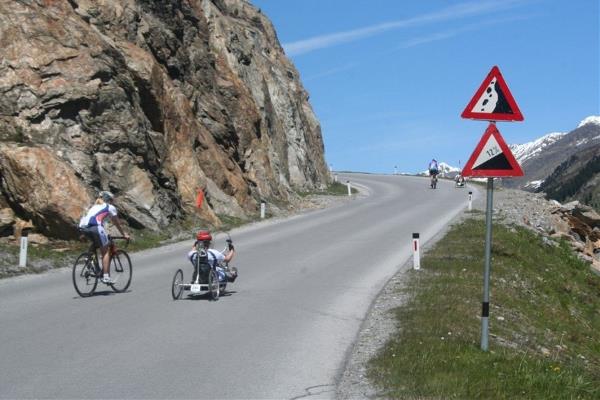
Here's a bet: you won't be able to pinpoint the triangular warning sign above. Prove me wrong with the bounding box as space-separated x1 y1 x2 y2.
462 123 524 177
461 66 524 122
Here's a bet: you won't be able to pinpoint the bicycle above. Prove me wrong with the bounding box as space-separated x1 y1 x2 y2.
72 236 132 297
430 173 438 189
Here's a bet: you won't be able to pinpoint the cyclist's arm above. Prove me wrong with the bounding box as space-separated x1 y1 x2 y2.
223 248 235 263
112 217 130 240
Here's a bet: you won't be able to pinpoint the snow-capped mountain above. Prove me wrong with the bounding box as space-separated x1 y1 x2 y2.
418 162 461 177
577 115 600 128
510 116 599 165
510 132 566 164
505 115 600 190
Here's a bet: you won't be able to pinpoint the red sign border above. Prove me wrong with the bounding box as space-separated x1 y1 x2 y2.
461 66 524 122
462 123 524 177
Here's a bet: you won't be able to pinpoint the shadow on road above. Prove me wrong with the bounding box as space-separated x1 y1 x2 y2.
182 290 237 301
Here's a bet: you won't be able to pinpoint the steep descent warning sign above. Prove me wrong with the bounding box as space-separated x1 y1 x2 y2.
461 66 523 122
462 123 524 177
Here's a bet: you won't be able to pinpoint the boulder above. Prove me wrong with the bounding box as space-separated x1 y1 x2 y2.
561 201 580 212
27 233 49 245
13 218 34 241
573 207 600 228
0 144 91 239
0 207 15 234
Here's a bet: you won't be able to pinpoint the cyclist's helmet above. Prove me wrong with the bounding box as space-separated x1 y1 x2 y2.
196 230 212 241
100 191 114 202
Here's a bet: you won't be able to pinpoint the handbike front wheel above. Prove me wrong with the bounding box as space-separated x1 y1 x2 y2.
109 250 132 293
172 269 184 300
208 269 220 300
72 253 98 297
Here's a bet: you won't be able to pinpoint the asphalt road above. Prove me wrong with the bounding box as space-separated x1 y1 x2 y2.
0 174 473 399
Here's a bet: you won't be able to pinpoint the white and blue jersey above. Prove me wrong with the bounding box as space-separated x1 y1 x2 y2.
78 203 118 248
79 203 118 228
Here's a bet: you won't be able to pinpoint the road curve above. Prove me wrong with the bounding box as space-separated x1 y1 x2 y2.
0 174 473 399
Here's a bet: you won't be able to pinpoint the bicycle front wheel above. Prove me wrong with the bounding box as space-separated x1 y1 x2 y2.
72 253 98 297
109 250 132 293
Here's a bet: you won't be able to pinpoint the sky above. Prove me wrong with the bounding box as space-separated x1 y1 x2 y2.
251 0 599 174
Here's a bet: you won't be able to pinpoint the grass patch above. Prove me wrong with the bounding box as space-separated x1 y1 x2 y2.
298 181 358 197
369 218 600 399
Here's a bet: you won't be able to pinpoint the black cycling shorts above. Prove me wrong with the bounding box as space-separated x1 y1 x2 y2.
80 226 103 248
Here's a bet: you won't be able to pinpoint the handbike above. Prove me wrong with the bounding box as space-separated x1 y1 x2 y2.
72 236 132 297
171 237 235 301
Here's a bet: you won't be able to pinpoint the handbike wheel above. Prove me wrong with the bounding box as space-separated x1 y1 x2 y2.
172 269 184 300
72 253 98 297
208 269 220 300
109 250 132 293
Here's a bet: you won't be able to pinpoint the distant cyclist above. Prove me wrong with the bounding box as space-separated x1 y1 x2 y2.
428 159 439 188
79 191 130 284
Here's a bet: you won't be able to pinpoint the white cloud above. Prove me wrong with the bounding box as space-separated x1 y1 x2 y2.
303 63 357 81
283 0 525 56
398 15 532 48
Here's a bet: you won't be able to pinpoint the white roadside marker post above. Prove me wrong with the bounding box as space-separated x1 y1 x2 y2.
346 180 351 196
412 233 420 270
334 173 338 183
260 201 266 219
468 191 473 211
19 230 30 268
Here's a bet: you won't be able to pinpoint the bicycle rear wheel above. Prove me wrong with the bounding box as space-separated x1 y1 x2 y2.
109 250 132 293
72 253 98 297
172 269 184 300
208 269 220 300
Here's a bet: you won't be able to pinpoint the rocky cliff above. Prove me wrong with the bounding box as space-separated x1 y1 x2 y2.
0 0 329 239
538 145 600 212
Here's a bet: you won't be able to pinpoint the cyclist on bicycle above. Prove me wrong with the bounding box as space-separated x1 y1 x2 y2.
428 159 440 188
79 191 130 284
187 230 236 283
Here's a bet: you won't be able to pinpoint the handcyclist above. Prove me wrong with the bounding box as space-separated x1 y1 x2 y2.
428 159 440 188
187 230 236 283
79 191 130 284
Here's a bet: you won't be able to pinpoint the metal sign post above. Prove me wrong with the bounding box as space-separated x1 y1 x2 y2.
461 66 525 352
481 178 494 351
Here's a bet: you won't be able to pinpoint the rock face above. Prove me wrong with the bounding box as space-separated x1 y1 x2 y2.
538 145 600 212
0 0 329 239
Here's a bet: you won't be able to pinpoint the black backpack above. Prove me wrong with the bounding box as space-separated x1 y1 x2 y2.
194 249 212 283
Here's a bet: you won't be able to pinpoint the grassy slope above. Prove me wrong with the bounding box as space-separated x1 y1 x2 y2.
368 217 600 399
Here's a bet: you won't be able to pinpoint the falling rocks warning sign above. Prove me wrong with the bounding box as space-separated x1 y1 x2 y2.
462 123 524 178
461 66 524 122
